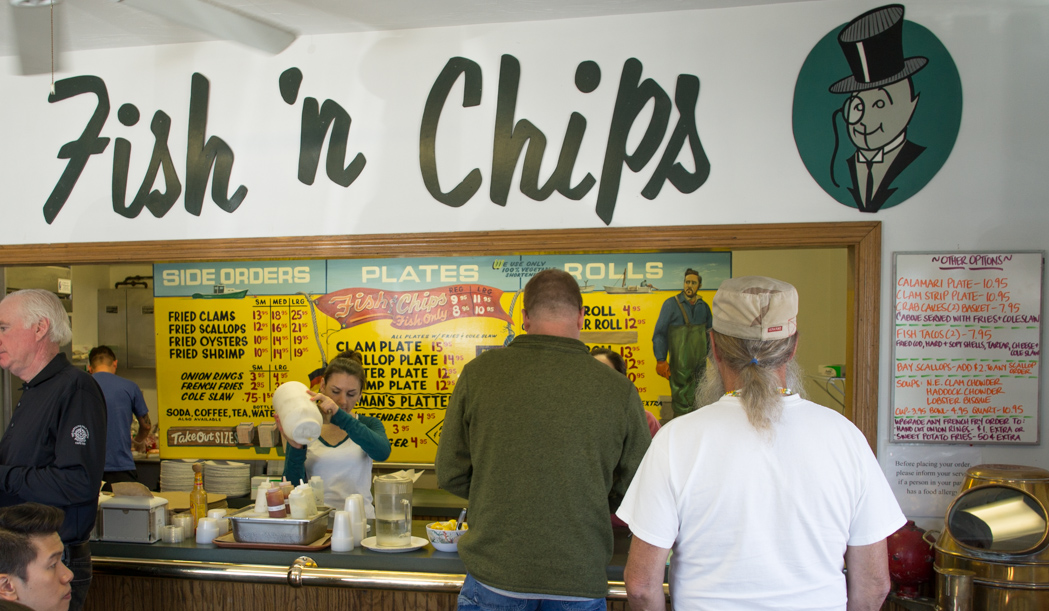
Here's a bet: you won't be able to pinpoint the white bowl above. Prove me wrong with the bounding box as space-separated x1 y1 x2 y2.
425 523 467 552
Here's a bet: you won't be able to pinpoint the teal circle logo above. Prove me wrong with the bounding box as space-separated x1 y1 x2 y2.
793 5 962 212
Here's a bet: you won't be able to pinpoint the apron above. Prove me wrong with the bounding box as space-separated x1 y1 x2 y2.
668 298 707 417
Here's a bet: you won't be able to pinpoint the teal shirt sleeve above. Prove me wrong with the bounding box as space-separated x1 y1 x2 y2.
331 409 391 461
282 443 308 486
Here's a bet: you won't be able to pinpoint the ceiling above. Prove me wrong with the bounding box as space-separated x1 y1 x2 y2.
1 0 803 59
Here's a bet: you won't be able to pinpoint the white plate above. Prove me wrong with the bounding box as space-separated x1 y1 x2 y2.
360 536 428 553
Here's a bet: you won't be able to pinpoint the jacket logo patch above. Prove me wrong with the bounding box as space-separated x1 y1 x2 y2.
71 425 90 446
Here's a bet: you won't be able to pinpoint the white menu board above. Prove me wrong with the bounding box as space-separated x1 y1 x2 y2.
893 252 1043 444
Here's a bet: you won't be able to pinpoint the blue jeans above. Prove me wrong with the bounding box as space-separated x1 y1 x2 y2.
63 545 92 611
456 574 606 611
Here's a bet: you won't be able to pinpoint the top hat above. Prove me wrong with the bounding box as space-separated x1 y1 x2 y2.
829 4 927 94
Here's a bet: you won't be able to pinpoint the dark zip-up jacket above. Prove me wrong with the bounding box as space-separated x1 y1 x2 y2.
0 353 107 544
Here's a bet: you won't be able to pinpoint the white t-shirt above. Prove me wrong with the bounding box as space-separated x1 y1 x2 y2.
616 394 905 611
304 436 375 519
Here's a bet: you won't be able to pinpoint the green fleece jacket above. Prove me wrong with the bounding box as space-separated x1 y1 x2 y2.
435 334 651 598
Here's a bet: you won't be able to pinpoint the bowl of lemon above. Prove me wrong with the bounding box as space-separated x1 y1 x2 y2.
426 519 468 552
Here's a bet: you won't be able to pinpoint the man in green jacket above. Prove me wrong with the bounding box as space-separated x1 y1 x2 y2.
436 269 651 610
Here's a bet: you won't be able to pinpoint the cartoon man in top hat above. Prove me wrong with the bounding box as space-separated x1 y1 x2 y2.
830 4 927 212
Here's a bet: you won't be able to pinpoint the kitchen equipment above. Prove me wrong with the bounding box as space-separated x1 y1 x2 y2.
935 464 1049 608
228 507 332 545
936 567 974 611
374 473 413 547
95 494 169 543
272 381 323 445
887 520 934 597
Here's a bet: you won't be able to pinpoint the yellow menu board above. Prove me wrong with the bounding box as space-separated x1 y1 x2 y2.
154 254 731 462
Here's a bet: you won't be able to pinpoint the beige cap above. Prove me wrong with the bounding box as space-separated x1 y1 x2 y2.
712 276 798 340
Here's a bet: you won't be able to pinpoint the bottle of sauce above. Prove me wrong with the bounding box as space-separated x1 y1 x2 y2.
266 487 287 518
189 463 208 534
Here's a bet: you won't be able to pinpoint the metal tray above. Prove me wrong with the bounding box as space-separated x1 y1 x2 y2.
228 507 331 545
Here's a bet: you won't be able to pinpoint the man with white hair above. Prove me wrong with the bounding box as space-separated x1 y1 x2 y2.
0 290 106 611
617 276 905 611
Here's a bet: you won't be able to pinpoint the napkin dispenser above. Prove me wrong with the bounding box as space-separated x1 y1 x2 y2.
94 494 169 543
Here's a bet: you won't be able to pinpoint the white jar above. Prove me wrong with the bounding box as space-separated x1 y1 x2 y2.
272 381 323 445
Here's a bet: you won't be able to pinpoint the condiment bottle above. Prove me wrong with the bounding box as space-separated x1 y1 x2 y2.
188 463 208 534
309 475 325 507
288 488 309 519
295 483 317 516
266 487 287 518
254 481 272 515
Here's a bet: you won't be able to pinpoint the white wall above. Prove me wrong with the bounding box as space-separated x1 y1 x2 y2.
1 0 1046 511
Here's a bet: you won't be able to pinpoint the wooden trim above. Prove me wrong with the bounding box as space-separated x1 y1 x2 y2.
0 221 882 449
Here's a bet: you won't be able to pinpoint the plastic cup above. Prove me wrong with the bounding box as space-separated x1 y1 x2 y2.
331 510 354 552
172 514 195 539
195 517 220 544
345 494 366 545
162 524 184 543
208 509 229 535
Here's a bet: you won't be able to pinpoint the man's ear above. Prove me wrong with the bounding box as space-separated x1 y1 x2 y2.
521 310 531 333
0 574 20 601
576 307 585 331
33 316 51 342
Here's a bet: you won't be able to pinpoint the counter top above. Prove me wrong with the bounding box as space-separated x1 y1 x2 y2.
91 519 636 582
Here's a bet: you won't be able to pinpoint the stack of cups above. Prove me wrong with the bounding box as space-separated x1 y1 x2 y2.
196 517 219 544
344 494 366 545
208 509 229 535
162 524 184 543
172 513 195 540
331 510 354 551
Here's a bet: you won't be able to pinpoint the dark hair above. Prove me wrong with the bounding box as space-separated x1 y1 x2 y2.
523 269 582 320
590 347 627 376
0 530 34 582
685 268 701 282
0 503 64 582
88 345 117 366
323 350 367 388
0 598 34 611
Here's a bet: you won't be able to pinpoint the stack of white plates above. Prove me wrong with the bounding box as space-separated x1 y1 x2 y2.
159 459 201 492
203 460 251 497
